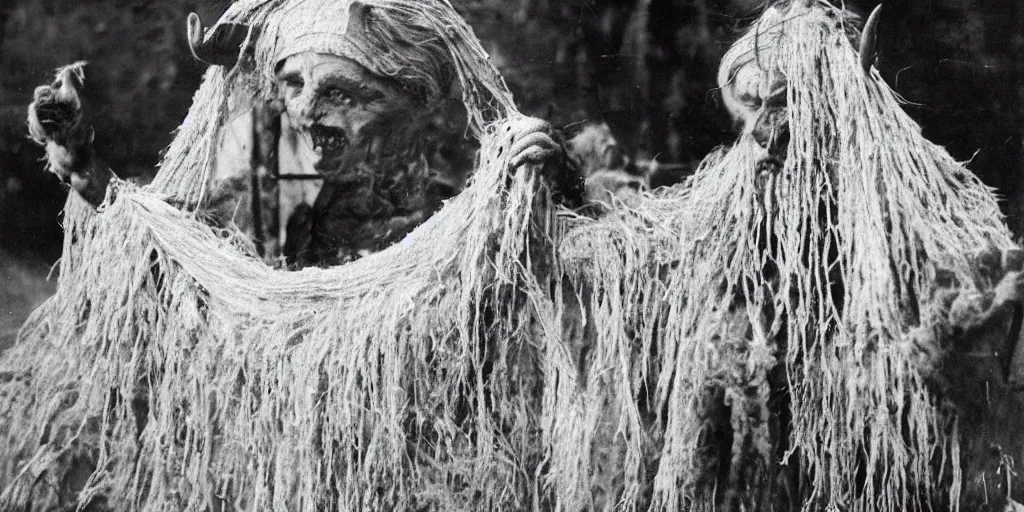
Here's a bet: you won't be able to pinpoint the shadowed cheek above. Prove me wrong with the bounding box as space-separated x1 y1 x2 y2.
751 107 789 153
315 110 376 143
345 105 408 142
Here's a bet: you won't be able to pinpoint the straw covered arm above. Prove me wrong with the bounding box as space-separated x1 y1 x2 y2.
912 244 1024 379
25 61 254 249
905 242 1024 468
27 63 250 231
0 111 577 509
901 243 1024 506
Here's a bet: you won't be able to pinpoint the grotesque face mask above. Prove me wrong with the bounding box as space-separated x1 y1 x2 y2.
718 1 883 155
722 64 789 151
189 0 463 177
274 52 420 174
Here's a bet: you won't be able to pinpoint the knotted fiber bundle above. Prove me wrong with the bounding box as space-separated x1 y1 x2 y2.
559 1 1014 510
0 0 571 510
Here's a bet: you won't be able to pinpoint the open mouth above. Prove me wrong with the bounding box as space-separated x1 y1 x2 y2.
309 124 350 162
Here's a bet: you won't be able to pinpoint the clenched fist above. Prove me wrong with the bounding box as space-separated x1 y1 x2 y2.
27 62 112 206
504 117 585 208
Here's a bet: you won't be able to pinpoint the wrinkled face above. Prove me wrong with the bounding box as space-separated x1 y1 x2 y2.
722 62 788 150
275 52 418 172
717 0 800 152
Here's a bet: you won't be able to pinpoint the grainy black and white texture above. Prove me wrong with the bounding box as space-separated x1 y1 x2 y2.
2 1 1024 510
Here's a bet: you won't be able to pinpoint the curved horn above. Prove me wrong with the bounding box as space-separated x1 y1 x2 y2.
187 12 253 67
859 4 883 73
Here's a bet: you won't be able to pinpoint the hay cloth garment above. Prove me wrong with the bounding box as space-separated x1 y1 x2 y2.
0 0 567 510
1 1 1022 512
558 1 1022 511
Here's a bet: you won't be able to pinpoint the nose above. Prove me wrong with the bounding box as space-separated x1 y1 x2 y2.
750 108 788 151
287 87 319 128
750 114 772 148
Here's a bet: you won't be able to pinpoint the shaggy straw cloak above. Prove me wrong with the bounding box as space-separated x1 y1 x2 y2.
1 0 560 510
561 1 1020 510
0 0 1019 511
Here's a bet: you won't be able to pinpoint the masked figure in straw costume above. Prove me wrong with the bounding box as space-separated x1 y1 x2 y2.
26 1 582 268
2 0 588 510
555 1 1024 510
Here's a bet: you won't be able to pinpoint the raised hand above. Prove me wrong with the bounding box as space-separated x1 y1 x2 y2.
949 245 1024 330
27 62 112 206
926 244 1024 390
505 117 585 207
508 117 560 170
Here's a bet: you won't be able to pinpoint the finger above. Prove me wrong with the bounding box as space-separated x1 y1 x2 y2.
506 117 550 140
504 118 550 151
509 132 556 161
510 146 557 170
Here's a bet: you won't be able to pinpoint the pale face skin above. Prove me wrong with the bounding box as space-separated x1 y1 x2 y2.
274 51 559 177
722 62 788 149
275 52 419 174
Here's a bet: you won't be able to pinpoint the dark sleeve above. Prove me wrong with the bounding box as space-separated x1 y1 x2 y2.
547 129 587 210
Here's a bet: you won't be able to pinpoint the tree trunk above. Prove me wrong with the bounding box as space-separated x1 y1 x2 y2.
0 0 16 51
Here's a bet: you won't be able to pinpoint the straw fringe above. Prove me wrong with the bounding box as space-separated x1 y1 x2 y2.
2 1 1017 511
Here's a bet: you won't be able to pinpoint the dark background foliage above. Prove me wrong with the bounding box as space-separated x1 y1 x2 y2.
1 0 1022 264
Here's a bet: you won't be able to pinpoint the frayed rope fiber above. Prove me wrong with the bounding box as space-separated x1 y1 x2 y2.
2 124 557 510
1 1 1016 511
554 1 1014 511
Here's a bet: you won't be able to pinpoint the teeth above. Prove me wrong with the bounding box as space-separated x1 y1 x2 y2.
309 125 349 156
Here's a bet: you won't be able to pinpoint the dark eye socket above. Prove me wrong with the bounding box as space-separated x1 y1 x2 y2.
280 75 304 90
322 86 354 105
737 92 762 109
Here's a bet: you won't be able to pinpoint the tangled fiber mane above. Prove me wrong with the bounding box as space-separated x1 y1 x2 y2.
152 0 514 211
560 1 1012 510
0 1 1016 511
2 1 553 510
